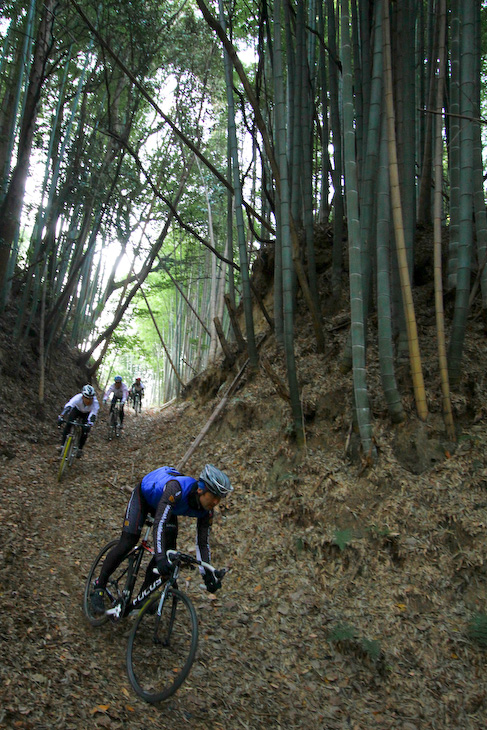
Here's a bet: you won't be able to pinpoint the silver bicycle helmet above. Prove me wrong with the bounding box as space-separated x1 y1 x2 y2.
82 384 95 398
199 464 233 496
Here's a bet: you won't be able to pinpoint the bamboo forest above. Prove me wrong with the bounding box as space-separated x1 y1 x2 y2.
0 0 486 452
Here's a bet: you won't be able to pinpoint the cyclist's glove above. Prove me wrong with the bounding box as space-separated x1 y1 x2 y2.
89 414 97 424
156 557 173 579
57 415 63 428
203 570 222 594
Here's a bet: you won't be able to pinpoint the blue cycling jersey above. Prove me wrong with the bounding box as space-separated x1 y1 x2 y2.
140 466 207 518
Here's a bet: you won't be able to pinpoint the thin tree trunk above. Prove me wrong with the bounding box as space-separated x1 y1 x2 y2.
138 283 185 388
218 0 258 369
432 0 455 440
383 0 428 421
377 113 404 424
341 0 374 457
447 0 475 386
0 0 56 299
274 0 305 447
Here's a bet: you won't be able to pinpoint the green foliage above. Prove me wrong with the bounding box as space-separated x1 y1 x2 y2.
328 622 358 642
332 527 355 551
360 638 382 662
365 524 391 539
467 613 487 648
328 623 382 663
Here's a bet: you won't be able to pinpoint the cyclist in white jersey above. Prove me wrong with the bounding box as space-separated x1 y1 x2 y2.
130 377 144 406
57 384 99 457
103 375 129 427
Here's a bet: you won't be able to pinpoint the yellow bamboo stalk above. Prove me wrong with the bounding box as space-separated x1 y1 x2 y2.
433 0 455 440
382 0 428 421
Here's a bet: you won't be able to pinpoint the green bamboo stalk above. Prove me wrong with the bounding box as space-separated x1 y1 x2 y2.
341 0 374 457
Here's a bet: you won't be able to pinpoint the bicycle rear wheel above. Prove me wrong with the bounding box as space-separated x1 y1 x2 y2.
58 434 73 482
126 588 198 703
83 539 132 626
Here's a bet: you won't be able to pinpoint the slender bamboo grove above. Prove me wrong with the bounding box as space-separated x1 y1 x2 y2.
0 0 485 450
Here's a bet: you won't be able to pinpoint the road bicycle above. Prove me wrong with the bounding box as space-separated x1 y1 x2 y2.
83 517 227 703
133 391 141 415
106 399 123 440
58 417 85 482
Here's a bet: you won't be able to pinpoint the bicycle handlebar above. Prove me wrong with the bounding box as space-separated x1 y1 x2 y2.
165 549 228 580
61 418 86 427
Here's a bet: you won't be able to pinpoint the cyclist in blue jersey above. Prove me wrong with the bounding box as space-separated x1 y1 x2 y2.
90 464 233 616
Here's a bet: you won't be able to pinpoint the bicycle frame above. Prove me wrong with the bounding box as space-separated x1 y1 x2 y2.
108 399 123 439
58 418 85 480
65 417 84 445
96 510 227 623
104 517 158 620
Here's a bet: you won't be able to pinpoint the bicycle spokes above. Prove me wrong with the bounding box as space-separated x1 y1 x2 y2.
126 588 198 703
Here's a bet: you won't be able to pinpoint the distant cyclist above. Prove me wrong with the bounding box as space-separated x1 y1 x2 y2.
58 384 99 458
130 377 144 407
90 464 233 616
103 376 129 427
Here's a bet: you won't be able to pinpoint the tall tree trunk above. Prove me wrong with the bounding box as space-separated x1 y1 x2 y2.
341 0 374 457
447 0 475 386
432 0 455 440
273 0 305 446
327 0 345 298
376 114 404 424
218 0 258 368
383 0 428 421
0 0 56 301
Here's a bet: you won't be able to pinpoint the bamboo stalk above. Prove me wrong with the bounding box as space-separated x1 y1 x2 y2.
383 0 428 421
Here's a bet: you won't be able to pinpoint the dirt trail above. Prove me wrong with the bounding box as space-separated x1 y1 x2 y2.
1 402 311 730
2 320 487 729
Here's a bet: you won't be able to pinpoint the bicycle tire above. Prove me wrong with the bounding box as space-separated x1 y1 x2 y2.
69 428 81 466
83 539 131 627
107 410 116 441
110 404 121 437
58 434 73 482
126 588 198 703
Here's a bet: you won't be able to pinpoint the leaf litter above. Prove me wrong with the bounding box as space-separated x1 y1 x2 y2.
0 284 487 728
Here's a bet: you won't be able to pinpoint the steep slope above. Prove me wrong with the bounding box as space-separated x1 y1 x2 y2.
1 272 487 729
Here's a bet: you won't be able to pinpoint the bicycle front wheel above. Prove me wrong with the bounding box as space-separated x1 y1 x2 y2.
58 434 73 482
69 429 81 466
126 588 198 703
83 539 129 627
